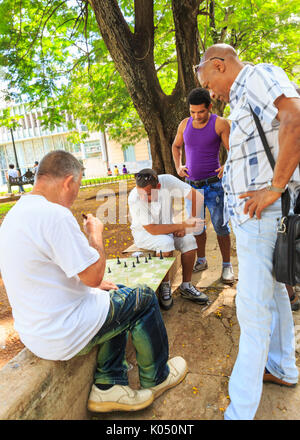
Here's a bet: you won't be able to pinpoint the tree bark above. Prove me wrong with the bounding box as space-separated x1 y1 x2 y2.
88 0 203 175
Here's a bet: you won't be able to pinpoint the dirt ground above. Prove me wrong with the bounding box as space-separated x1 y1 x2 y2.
1 180 300 420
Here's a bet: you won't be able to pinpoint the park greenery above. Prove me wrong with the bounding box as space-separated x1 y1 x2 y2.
0 0 299 173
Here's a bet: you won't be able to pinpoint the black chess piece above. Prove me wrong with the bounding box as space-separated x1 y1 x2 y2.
108 267 111 273
132 261 136 268
136 256 140 264
159 250 163 259
145 257 148 263
148 253 152 260
124 261 127 268
117 257 121 264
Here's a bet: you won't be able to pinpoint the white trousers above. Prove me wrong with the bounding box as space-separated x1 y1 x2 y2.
133 230 197 254
225 200 298 420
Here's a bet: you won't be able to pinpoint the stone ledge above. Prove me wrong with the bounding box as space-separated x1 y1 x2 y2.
0 346 98 420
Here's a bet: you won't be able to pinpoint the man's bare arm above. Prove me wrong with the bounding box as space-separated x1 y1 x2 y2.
172 119 189 178
78 214 106 287
216 117 230 151
240 96 300 219
272 96 300 188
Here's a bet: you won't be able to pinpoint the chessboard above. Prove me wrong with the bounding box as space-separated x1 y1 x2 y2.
105 255 176 292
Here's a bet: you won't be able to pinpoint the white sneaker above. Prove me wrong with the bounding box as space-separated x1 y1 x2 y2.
146 356 188 399
221 265 235 284
87 384 154 413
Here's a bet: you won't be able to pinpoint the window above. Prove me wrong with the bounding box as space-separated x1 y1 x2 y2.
123 145 136 162
84 140 102 157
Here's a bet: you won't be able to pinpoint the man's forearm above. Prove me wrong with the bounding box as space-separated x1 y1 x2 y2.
172 144 182 170
273 123 300 188
143 223 185 235
88 233 106 261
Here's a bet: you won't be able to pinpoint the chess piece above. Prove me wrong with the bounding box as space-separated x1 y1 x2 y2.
117 257 121 264
145 257 148 263
159 250 163 259
136 256 140 264
132 262 136 268
148 253 152 260
124 261 127 268
108 267 111 273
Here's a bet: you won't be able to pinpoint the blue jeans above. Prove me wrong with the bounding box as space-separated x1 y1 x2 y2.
225 200 298 420
77 285 170 388
186 180 230 236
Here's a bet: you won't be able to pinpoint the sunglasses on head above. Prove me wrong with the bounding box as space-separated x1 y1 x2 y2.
193 57 225 76
135 173 158 185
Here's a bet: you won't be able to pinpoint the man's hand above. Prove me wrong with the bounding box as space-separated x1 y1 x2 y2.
173 230 186 237
98 280 118 290
83 213 104 236
239 188 281 219
184 217 205 234
215 165 224 179
176 165 189 178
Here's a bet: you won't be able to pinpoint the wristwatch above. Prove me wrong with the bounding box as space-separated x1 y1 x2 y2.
266 180 286 193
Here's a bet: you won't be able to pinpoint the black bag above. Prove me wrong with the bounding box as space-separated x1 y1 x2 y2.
250 106 300 286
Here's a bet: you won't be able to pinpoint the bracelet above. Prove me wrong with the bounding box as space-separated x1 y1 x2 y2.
266 185 286 193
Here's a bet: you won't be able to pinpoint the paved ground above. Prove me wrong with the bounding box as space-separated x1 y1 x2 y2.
92 220 300 421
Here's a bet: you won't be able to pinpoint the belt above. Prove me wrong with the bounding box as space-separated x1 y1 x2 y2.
186 175 220 188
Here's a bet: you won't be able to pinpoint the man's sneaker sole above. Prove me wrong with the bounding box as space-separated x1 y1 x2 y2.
193 262 208 273
159 297 174 310
221 277 235 285
179 289 208 304
148 357 188 399
88 394 154 413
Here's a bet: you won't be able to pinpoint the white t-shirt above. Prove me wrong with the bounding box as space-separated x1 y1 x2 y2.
128 174 192 235
0 195 110 360
7 169 18 178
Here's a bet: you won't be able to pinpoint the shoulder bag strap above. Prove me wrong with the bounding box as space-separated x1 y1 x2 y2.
249 105 290 217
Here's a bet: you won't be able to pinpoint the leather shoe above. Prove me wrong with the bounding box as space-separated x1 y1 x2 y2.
263 369 297 388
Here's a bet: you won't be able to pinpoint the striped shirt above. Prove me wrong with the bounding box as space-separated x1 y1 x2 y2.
222 63 300 225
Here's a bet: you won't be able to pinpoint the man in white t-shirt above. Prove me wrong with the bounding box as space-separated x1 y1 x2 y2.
6 164 25 194
128 168 209 310
0 151 188 414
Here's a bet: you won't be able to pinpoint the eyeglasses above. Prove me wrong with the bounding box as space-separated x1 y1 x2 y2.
135 173 158 183
193 57 225 76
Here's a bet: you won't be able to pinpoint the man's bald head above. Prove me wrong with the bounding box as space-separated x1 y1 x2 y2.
196 44 244 103
201 44 238 63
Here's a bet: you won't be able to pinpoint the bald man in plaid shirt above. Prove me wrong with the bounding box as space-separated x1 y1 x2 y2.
196 43 300 420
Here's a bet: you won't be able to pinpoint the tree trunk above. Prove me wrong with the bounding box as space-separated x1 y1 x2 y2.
88 0 203 175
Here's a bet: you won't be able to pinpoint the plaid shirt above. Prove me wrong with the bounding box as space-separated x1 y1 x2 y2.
223 63 300 225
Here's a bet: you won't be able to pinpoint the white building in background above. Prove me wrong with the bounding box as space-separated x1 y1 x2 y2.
0 101 152 187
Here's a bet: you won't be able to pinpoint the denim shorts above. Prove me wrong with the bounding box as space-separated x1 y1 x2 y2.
186 180 230 236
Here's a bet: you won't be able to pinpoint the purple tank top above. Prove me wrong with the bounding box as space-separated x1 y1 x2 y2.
183 114 221 181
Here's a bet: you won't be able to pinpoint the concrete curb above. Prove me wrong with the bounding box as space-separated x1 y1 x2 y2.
0 346 98 420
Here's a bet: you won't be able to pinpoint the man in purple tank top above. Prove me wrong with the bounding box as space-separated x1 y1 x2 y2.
172 88 234 284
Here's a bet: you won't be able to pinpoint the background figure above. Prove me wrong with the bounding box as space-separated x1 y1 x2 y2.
5 164 24 194
33 161 39 174
172 87 234 284
122 164 128 174
114 165 119 176
107 167 112 176
196 43 300 420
